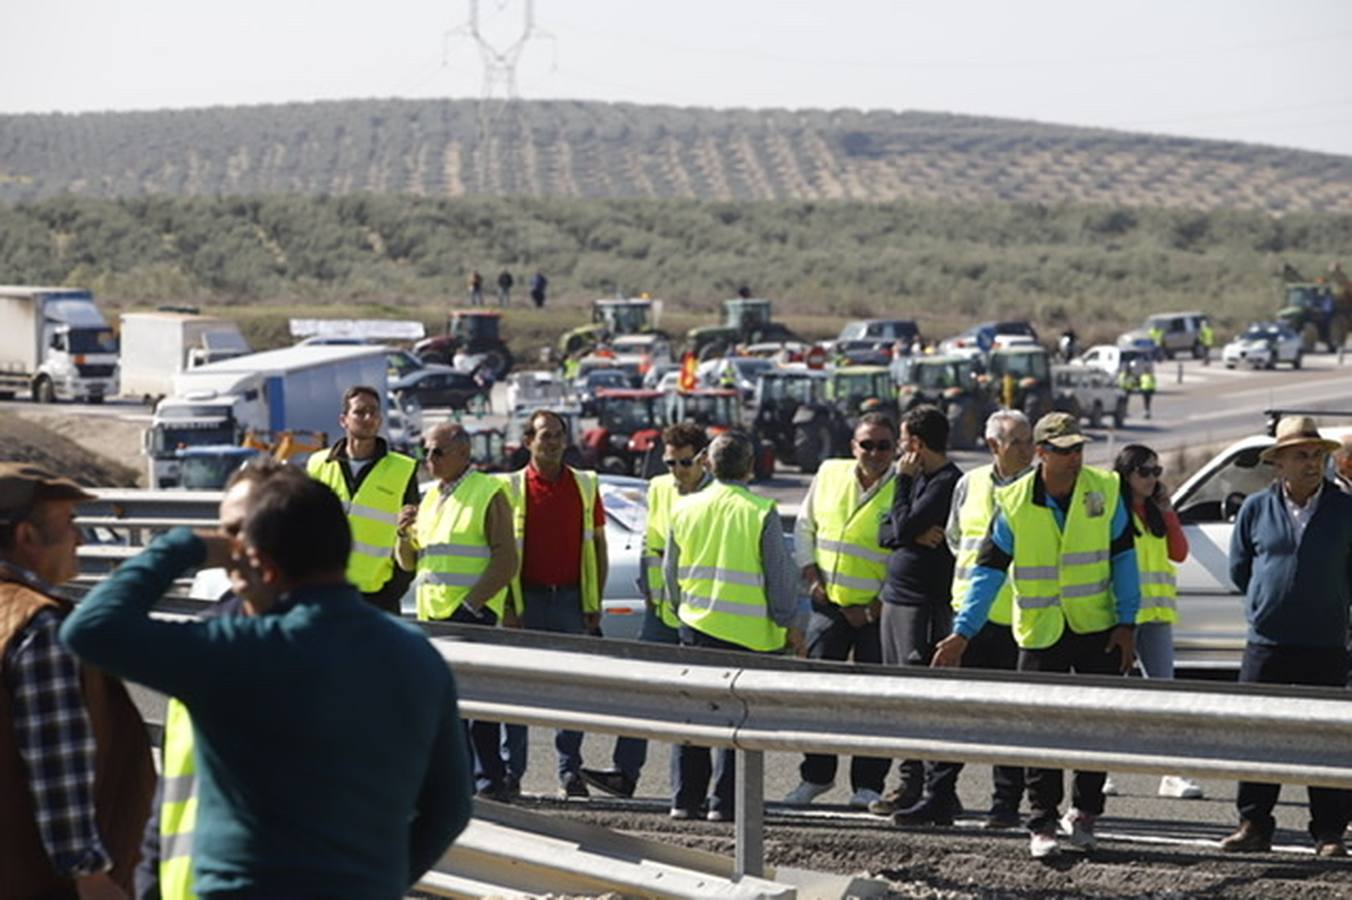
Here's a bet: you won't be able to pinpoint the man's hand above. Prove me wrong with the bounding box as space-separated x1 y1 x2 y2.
196 532 235 569
396 504 418 535
1105 625 1136 674
839 605 869 628
76 872 126 900
502 605 522 629
930 633 968 668
897 451 922 478
914 525 945 548
584 611 601 633
787 627 808 657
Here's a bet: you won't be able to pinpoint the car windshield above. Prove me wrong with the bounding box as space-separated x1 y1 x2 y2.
66 328 119 354
915 363 968 390
732 358 774 378
590 371 628 387
839 322 867 339
387 351 422 378
1242 324 1280 339
761 375 818 405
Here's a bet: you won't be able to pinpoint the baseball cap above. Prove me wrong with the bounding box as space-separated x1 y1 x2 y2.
0 463 97 525
1033 412 1091 449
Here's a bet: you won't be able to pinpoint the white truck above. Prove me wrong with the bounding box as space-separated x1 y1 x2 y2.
119 311 252 403
0 286 119 403
145 345 389 489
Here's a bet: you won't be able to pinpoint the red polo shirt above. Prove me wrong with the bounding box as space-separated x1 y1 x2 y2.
521 463 606 587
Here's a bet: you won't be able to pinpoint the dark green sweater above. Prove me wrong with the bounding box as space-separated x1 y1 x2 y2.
61 528 473 898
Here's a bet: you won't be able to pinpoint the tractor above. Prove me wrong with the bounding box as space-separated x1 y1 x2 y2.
983 346 1054 423
686 298 803 361
581 389 669 476
1278 262 1351 352
414 310 514 378
751 368 832 472
662 387 774 481
558 298 667 361
897 355 992 449
788 366 896 473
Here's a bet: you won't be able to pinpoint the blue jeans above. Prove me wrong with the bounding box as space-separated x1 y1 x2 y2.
611 607 681 783
1135 620 1174 679
503 585 587 783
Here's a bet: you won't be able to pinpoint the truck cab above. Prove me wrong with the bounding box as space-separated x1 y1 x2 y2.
0 287 120 403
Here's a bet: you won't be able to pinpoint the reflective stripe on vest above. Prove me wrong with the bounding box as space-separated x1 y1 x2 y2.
307 451 417 593
159 698 198 900
500 467 601 615
810 460 895 607
1132 511 1178 624
644 474 683 628
998 466 1120 649
415 472 508 620
949 464 1013 626
673 481 785 651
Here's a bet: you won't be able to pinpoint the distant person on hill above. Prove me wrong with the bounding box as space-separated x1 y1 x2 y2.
736 285 752 299
497 270 514 308
530 272 548 309
468 270 484 307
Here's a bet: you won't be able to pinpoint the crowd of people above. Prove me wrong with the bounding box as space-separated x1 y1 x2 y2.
467 269 549 309
3 386 1351 895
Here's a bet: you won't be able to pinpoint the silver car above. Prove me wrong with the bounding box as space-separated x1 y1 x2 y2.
1222 322 1303 370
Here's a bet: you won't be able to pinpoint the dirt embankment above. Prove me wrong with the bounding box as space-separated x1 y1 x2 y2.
0 413 142 487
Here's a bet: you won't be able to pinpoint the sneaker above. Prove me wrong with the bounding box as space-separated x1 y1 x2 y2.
503 773 522 800
1157 775 1204 799
867 783 922 817
784 779 834 806
1219 820 1272 853
558 775 590 799
1059 809 1097 851
983 809 1022 830
849 788 883 810
669 806 695 820
1030 830 1059 859
1317 839 1349 858
580 767 637 798
1101 776 1119 796
476 782 513 803
706 808 733 822
891 796 959 828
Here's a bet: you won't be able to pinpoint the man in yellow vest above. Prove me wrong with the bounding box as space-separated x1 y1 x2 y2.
783 412 896 810
664 431 807 822
1198 318 1214 366
307 385 419 613
1138 366 1157 420
939 409 1035 830
395 422 518 802
499 409 609 799
581 422 711 799
933 412 1141 859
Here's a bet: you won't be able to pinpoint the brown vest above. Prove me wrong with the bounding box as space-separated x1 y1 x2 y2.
0 574 156 898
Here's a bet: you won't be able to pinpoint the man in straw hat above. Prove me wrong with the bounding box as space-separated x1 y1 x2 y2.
0 463 155 897
1222 415 1352 857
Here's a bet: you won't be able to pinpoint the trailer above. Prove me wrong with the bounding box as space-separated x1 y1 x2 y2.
119 311 251 403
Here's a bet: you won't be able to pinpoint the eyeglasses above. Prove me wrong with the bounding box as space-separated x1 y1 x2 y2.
1136 465 1163 478
856 440 894 453
424 446 449 459
1042 443 1084 456
663 458 698 468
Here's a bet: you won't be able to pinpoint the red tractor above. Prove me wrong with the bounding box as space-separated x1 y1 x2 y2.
582 389 669 476
413 310 514 378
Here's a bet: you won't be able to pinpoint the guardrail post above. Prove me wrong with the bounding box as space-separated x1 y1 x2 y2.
1176 361 1183 384
734 749 764 879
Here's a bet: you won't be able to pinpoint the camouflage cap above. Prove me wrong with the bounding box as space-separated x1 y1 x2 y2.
1033 412 1091 449
0 463 96 525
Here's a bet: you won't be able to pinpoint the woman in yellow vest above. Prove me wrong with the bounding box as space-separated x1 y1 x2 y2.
1111 444 1202 800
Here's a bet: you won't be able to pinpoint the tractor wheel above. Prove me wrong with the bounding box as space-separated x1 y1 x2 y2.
600 456 629 476
752 441 776 482
33 376 55 404
1330 319 1349 354
794 422 823 473
483 347 514 379
1300 322 1320 352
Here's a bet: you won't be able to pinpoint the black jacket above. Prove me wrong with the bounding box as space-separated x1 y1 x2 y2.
878 462 961 606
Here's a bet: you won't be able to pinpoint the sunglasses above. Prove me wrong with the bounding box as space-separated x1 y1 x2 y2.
663 457 699 468
857 440 895 453
1042 443 1084 456
1136 465 1163 478
423 446 449 459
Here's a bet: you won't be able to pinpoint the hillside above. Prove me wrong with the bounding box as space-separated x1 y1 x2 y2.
2 99 1350 212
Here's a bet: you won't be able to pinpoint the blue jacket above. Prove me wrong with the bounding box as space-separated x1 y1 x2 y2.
1229 480 1352 648
61 528 473 899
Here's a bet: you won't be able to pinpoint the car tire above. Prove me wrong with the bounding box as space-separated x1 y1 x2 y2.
1225 362 1235 369
1265 355 1276 371
33 376 55 404
1089 400 1104 429
1112 399 1126 429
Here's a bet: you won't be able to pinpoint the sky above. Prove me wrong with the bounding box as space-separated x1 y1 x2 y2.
2 0 1351 156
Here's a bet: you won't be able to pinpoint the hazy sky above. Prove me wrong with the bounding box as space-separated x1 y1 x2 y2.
3 0 1351 156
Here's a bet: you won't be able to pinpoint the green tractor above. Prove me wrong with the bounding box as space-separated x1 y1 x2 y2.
788 365 896 472
897 355 992 449
686 298 802 361
413 310 514 378
982 346 1054 423
1277 263 1350 353
751 367 831 473
558 298 666 361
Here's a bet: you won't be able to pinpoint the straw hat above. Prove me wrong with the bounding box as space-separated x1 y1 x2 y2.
1259 415 1340 463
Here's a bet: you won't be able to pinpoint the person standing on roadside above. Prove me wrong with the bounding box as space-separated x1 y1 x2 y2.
932 412 1141 860
1222 416 1352 857
61 466 473 897
468 270 484 307
497 270 514 308
1 464 155 899
1139 366 1157 420
784 412 897 811
1105 444 1202 800
581 422 711 800
665 431 807 822
941 409 1035 830
396 423 518 803
307 385 419 614
499 409 608 799
871 404 964 825
529 272 548 309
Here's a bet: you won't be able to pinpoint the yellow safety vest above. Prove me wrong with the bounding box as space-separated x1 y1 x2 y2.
644 473 682 628
811 460 894 607
950 464 1013 627
307 451 417 593
158 698 197 900
997 466 1120 649
500 466 601 615
414 472 509 620
1117 370 1138 391
1140 371 1157 392
1132 511 1178 625
672 481 785 652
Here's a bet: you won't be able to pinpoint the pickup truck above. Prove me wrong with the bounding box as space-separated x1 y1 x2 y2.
1170 420 1352 673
